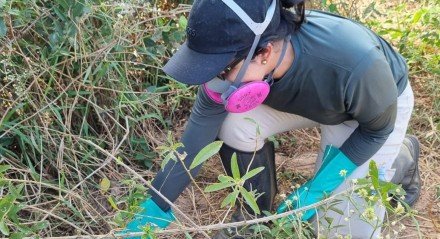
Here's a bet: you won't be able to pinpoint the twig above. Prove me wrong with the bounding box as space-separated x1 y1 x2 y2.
15 185 359 239
44 125 210 238
116 184 360 236
70 115 130 191
0 80 76 139
0 9 51 53
25 205 90 235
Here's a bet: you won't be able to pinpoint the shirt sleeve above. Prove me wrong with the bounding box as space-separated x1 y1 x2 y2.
149 86 228 211
340 47 398 166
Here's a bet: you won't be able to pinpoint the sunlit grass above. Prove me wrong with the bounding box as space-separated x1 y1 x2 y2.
0 0 438 238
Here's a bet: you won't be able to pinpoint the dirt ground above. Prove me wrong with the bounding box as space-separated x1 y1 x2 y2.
168 125 439 238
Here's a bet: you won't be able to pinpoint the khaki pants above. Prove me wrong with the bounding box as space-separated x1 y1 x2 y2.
218 83 414 238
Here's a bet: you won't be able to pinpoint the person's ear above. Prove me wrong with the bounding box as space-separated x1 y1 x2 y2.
255 43 273 65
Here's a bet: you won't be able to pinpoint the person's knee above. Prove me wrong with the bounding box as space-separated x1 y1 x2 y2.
218 117 265 151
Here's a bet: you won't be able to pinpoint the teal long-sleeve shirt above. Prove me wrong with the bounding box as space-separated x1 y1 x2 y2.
149 10 409 211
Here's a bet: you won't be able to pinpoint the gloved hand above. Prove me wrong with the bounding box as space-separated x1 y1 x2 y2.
277 145 357 221
118 198 175 239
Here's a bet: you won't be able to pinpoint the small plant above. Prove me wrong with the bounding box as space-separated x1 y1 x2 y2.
275 160 416 239
157 131 185 170
0 165 49 238
204 152 265 215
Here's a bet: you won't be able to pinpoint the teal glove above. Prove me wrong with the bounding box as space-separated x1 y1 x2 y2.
277 145 357 221
118 198 175 239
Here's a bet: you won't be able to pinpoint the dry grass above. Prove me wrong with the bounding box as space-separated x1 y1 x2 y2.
0 0 438 238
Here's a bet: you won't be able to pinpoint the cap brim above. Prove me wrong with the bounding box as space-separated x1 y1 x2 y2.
162 42 235 85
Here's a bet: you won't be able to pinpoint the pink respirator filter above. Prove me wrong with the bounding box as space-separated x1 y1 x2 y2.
225 81 270 113
203 81 270 113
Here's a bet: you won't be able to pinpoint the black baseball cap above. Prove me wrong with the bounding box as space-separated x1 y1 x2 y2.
162 0 284 85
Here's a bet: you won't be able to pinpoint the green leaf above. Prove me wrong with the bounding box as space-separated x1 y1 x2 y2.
218 174 234 183
178 15 187 29
0 18 6 37
6 204 21 223
0 164 11 174
0 194 14 220
329 206 344 215
231 153 240 180
116 156 123 165
205 181 235 193
10 232 26 239
324 216 334 225
100 177 111 193
328 4 338 13
412 9 427 24
369 161 380 189
249 224 271 234
241 167 264 182
31 221 49 231
381 191 392 210
83 65 92 83
379 181 396 195
240 188 260 215
160 152 176 170
221 190 239 208
72 2 85 18
0 220 9 235
356 178 370 185
14 225 32 236
107 196 118 210
190 141 223 169
7 9 19 16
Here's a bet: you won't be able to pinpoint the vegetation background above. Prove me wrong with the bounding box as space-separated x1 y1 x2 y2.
0 0 438 238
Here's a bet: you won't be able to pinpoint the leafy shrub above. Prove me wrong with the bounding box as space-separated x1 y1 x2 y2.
0 0 190 237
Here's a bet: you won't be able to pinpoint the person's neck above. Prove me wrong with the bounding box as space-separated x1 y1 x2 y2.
272 40 294 80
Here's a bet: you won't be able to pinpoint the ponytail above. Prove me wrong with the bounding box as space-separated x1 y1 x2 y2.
280 0 306 31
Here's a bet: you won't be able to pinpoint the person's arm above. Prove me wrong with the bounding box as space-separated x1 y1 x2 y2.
277 48 400 220
340 47 399 166
340 102 397 166
149 86 228 211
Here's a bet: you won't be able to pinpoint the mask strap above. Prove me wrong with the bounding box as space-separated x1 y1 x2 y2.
219 0 277 101
265 35 291 85
222 0 276 35
231 35 261 88
221 0 277 89
220 35 290 103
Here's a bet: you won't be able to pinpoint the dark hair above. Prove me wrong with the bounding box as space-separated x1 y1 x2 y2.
280 0 306 31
